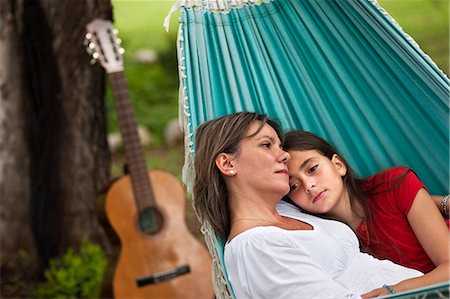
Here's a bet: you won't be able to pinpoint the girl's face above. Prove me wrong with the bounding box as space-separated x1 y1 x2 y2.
287 150 347 215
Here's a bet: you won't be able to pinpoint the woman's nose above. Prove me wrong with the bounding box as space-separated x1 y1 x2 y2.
280 150 291 163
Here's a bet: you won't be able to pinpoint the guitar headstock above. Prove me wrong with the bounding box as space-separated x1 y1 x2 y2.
85 19 125 73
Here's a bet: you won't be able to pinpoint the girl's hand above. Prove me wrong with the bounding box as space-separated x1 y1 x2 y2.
361 287 391 298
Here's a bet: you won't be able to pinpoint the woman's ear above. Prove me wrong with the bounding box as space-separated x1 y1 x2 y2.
216 153 237 176
331 154 347 176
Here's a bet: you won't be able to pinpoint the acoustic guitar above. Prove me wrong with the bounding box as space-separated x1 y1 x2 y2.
85 19 213 299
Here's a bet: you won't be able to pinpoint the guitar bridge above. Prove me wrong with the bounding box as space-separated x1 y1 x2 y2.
136 265 190 287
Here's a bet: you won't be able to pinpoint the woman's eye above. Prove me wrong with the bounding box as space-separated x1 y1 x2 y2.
261 143 271 148
308 165 318 174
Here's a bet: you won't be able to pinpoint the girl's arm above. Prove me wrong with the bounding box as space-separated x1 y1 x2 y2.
363 189 449 298
389 189 449 293
431 195 449 218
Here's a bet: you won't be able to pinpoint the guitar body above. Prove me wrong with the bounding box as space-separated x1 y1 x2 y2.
106 170 213 299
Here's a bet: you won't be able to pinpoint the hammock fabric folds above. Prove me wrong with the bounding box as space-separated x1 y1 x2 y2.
173 0 449 297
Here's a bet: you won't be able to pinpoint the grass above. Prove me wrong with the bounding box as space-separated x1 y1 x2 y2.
112 0 180 52
378 0 449 73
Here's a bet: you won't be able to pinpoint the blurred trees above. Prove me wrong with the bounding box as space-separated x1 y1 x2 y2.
0 0 113 297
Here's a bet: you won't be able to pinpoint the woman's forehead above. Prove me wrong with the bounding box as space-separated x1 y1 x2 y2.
247 121 277 138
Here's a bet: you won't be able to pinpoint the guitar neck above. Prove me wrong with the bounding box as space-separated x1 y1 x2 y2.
109 71 155 210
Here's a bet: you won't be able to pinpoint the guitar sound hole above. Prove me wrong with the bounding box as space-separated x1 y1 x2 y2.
138 207 163 234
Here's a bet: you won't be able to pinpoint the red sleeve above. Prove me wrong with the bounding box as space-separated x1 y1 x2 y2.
363 167 427 215
394 168 427 215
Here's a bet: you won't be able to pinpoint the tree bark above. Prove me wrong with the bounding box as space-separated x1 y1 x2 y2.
0 1 41 294
0 0 113 297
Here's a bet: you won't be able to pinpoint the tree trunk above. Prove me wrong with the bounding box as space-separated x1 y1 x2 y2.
0 0 113 297
0 1 41 295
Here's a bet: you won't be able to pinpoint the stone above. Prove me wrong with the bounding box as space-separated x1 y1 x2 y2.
134 48 158 64
164 118 183 147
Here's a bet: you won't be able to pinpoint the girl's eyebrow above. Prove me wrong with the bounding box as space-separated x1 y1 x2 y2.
298 157 319 171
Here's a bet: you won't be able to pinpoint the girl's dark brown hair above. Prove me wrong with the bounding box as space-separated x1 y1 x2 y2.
193 112 283 236
283 130 369 221
283 130 412 254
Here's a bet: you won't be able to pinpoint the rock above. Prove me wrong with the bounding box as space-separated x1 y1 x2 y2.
137 125 152 146
107 132 122 153
164 118 183 147
134 48 158 64
107 125 152 152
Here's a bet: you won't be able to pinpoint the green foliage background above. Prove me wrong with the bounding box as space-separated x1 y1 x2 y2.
31 240 107 299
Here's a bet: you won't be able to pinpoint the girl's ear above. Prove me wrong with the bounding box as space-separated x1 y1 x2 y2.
331 154 347 177
216 153 237 176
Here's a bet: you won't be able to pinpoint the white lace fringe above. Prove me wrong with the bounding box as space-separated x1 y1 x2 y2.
180 0 270 12
177 18 233 299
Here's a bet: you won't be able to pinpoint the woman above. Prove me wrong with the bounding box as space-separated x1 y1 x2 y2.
283 130 449 297
193 112 423 299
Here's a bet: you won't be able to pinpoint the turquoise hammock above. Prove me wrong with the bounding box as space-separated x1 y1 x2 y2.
168 0 449 298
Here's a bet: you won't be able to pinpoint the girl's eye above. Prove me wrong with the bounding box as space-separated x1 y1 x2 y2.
261 142 271 148
289 181 299 192
308 164 318 174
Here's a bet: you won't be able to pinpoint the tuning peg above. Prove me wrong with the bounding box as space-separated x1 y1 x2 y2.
119 48 125 55
90 52 99 65
113 28 119 35
85 32 92 40
115 38 122 45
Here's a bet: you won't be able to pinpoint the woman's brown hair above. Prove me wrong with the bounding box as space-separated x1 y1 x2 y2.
193 112 283 236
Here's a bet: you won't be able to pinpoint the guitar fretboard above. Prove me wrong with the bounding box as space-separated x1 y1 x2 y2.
109 71 155 211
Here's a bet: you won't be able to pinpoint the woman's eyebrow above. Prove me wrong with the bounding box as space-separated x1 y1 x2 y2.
256 135 275 142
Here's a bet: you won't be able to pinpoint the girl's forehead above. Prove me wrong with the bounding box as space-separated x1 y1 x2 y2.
289 150 322 161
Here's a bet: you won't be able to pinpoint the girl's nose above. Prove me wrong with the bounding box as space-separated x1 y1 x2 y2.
305 181 316 194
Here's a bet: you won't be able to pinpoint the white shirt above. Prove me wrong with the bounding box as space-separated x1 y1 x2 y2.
224 201 423 299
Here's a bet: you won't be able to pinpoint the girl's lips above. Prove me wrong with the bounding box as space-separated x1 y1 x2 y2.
312 191 325 203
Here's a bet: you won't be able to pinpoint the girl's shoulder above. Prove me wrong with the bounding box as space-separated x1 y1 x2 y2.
372 166 411 180
362 166 414 192
362 167 426 213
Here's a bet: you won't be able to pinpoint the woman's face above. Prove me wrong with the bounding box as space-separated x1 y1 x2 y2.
232 121 291 198
287 150 347 215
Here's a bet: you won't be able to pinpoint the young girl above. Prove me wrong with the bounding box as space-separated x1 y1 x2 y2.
284 130 449 296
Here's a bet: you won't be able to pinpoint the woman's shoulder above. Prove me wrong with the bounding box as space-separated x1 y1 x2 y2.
225 226 297 258
277 200 347 228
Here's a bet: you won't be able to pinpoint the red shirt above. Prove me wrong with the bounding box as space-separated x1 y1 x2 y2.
356 167 435 273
